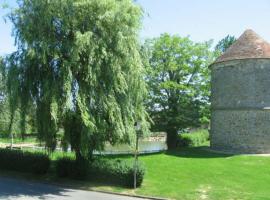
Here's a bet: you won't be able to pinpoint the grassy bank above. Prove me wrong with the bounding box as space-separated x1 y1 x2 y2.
97 147 270 200
1 145 270 200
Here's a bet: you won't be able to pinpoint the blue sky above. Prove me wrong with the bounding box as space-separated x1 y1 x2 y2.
1 0 270 55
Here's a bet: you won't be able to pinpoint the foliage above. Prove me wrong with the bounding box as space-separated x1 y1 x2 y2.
0 148 50 174
55 156 145 187
215 35 236 54
178 129 209 147
143 33 214 149
90 159 145 188
55 157 89 180
0 57 19 136
0 57 4 100
0 57 9 134
0 56 37 138
7 0 149 159
55 157 72 177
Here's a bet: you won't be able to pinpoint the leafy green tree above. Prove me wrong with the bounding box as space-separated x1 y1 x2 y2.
215 35 236 53
0 57 9 134
7 0 149 159
144 34 213 149
1 56 35 143
0 57 5 101
0 57 13 136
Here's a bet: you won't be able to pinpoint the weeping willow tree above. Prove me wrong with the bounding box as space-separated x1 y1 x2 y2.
7 0 149 159
0 57 10 136
1 56 26 144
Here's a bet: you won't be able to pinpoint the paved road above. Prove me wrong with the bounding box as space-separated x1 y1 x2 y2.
0 176 147 200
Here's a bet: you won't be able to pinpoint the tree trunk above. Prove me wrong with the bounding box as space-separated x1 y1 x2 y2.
166 128 178 150
75 148 83 161
88 149 94 161
8 111 14 148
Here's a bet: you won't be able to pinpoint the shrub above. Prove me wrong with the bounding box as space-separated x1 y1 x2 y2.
55 157 89 180
117 161 145 187
55 157 72 178
90 159 145 188
55 157 145 188
0 148 50 174
178 129 209 147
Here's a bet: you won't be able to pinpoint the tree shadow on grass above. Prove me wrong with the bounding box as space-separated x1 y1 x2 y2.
165 146 234 159
96 151 164 160
97 147 233 159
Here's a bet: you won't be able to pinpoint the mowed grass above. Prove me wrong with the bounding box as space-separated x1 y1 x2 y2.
0 136 37 144
100 147 270 200
2 144 270 200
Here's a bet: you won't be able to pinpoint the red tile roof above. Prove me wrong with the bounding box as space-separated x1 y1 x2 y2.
213 29 270 64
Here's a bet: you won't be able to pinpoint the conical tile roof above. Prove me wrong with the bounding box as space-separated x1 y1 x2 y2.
213 29 270 64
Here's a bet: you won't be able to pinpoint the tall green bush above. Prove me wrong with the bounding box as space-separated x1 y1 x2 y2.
90 159 145 188
55 157 89 180
179 129 209 147
0 148 50 174
55 157 145 188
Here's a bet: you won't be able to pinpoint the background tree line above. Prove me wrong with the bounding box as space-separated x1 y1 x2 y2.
0 0 237 157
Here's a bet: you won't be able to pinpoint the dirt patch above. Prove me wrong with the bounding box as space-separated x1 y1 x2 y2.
197 185 211 200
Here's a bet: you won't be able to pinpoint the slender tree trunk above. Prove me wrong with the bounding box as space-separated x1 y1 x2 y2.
20 108 26 141
8 112 14 148
134 132 139 189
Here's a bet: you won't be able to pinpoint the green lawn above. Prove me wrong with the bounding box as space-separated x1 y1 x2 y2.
0 136 37 144
97 147 270 200
2 145 270 200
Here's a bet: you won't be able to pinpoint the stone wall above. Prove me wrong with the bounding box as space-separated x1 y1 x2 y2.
210 58 270 153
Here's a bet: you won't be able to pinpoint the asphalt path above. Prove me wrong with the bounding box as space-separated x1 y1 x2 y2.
0 176 147 200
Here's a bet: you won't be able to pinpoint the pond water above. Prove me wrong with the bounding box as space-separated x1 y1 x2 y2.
97 140 167 155
18 140 167 155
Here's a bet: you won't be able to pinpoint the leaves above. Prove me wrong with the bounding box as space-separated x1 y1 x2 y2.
6 0 149 158
215 35 236 54
144 33 214 148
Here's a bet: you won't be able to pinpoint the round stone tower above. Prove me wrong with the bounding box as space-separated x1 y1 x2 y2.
210 29 270 154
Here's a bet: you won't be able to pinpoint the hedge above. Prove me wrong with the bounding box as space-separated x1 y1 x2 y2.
55 157 145 188
0 148 50 174
0 148 145 187
90 159 145 188
55 157 89 180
